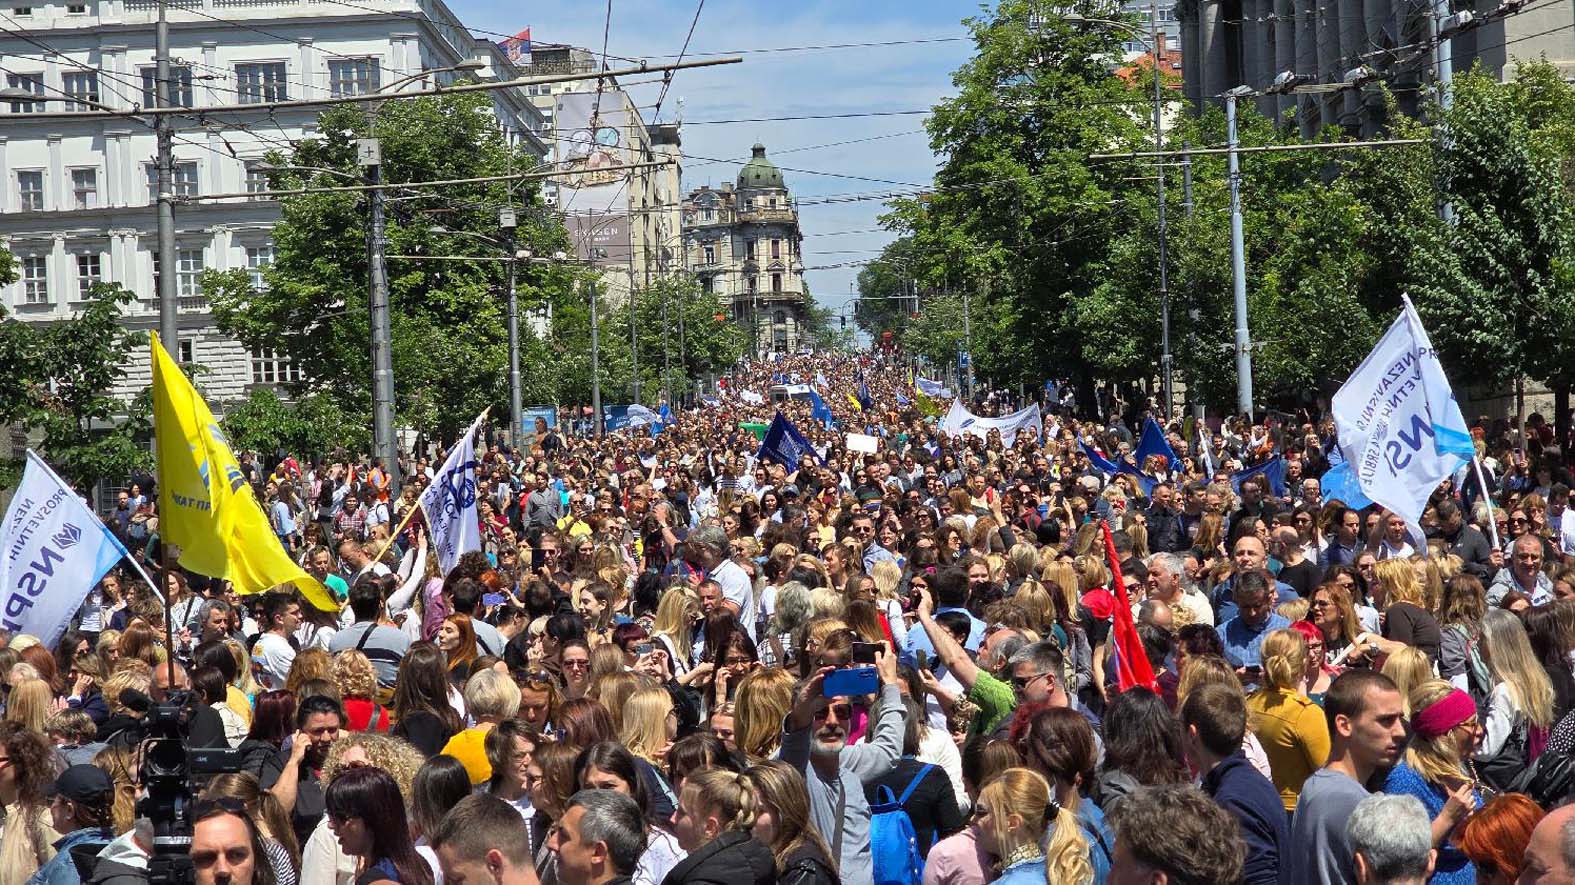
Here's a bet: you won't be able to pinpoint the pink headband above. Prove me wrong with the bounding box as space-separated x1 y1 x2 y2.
1413 689 1475 739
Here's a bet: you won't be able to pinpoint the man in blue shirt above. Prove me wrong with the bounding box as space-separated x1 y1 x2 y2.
1217 569 1290 689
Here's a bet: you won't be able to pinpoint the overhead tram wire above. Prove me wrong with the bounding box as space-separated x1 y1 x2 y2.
652 0 704 123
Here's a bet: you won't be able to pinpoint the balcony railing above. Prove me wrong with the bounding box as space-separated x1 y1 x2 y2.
737 207 795 223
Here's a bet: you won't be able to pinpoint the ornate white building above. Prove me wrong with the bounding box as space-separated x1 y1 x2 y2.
0 0 547 402
681 144 808 356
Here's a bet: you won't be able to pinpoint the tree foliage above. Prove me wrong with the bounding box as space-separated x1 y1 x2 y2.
0 283 151 490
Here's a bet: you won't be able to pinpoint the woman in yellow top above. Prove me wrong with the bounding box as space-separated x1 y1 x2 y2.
1244 628 1331 811
440 669 521 786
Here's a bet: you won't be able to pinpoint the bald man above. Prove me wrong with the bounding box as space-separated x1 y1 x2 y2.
1518 803 1575 884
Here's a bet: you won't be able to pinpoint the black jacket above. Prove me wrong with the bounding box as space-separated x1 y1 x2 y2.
777 844 837 885
864 759 964 853
658 831 776 885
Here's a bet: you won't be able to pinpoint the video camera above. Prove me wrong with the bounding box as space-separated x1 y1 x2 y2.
131 690 246 885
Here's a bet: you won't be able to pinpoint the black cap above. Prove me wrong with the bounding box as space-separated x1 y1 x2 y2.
48 765 113 804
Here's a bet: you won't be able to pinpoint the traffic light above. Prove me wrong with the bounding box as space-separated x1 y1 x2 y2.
840 316 846 328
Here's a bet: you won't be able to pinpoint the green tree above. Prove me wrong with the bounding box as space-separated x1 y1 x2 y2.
882 0 1154 399
0 283 151 490
206 92 571 441
221 387 364 459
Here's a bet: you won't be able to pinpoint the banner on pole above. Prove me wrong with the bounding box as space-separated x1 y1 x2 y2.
0 451 130 647
940 400 1042 447
420 412 485 576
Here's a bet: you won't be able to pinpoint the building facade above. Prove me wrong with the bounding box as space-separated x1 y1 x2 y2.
0 0 547 403
514 44 678 307
681 144 808 356
1177 0 1575 134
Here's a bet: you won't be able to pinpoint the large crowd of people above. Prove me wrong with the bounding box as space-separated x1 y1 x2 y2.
21 351 1575 885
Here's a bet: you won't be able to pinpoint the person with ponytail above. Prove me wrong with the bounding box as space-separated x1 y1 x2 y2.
1243 628 1329 812
741 760 837 885
1382 680 1484 885
973 767 1094 885
1014 708 1112 883
663 769 776 885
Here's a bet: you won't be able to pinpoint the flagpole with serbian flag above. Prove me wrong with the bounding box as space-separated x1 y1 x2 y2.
151 334 337 611
1101 519 1157 693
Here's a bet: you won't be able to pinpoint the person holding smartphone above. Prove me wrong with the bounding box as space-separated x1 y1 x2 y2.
779 644 905 885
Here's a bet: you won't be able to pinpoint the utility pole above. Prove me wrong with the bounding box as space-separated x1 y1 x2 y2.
629 260 640 404
589 275 603 435
1181 141 1193 218
1150 2 1173 420
359 136 398 497
154 0 178 354
1225 87 1254 418
1432 0 1456 224
962 284 975 403
500 206 522 447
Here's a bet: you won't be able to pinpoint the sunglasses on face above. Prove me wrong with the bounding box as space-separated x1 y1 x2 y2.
813 703 852 722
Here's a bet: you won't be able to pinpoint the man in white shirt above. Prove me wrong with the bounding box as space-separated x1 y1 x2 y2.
337 538 391 585
251 591 302 691
688 525 756 640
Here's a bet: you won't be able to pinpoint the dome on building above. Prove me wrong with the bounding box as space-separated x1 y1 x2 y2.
737 143 784 190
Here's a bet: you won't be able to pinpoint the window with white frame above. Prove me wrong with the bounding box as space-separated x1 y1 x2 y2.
6 73 43 112
71 168 98 209
245 245 273 290
76 253 102 299
17 169 44 210
236 62 288 103
62 72 98 111
20 256 47 304
176 248 203 296
250 347 301 384
328 59 379 97
178 339 194 363
140 66 193 108
702 243 715 265
146 162 198 201
244 160 270 198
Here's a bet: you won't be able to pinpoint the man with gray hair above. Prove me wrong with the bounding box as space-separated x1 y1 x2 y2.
547 790 647 885
1346 794 1435 885
1145 551 1213 626
684 524 756 639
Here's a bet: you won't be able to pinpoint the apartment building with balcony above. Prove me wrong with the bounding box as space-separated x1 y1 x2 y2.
681 143 808 356
0 0 547 402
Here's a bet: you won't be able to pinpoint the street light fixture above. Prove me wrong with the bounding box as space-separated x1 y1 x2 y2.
1062 7 1175 419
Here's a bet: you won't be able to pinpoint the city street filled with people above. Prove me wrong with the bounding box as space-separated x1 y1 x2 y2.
7 349 1575 885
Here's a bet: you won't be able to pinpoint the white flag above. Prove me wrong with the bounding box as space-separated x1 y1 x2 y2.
940 399 1043 447
1332 296 1475 548
626 404 661 428
420 412 486 576
0 451 130 647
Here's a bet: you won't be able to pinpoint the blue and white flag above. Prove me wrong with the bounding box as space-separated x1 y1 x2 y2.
940 399 1042 447
916 377 952 398
815 372 829 390
0 451 131 647
1331 295 1474 548
419 411 484 576
757 412 816 472
1197 422 1216 477
626 404 662 428
1320 447 1373 510
1081 440 1123 476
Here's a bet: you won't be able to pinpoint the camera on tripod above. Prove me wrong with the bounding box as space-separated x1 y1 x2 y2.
135 691 245 885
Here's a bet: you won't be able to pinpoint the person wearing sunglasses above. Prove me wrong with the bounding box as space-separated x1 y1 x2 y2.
780 642 905 885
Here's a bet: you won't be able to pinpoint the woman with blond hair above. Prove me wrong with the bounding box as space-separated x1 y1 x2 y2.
651 586 700 676
284 647 331 697
974 767 1094 885
620 686 678 768
331 650 389 733
1244 629 1330 811
1041 562 1081 625
439 669 521 786
664 768 775 885
1382 680 1483 884
1382 647 1436 716
3 679 51 735
742 760 837 885
733 667 795 763
870 558 905 627
1475 608 1557 791
1365 558 1443 663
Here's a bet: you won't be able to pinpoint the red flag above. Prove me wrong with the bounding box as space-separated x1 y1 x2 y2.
1102 519 1158 693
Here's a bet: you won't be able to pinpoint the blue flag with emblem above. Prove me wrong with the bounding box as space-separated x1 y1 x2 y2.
857 380 874 412
757 411 816 472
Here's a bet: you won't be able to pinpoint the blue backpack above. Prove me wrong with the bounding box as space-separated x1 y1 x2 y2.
869 763 935 885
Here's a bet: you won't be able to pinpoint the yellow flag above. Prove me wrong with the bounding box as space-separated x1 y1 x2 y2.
151 334 338 611
915 388 941 418
846 393 863 412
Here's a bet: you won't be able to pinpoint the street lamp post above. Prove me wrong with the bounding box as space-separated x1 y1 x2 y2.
500 207 522 447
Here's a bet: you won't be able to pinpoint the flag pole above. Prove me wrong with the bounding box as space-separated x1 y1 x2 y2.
369 500 424 567
1473 456 1500 549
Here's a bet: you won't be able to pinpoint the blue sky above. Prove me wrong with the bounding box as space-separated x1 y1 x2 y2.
455 0 978 323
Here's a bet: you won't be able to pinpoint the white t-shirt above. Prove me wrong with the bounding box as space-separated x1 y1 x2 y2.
710 559 756 640
252 632 296 690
